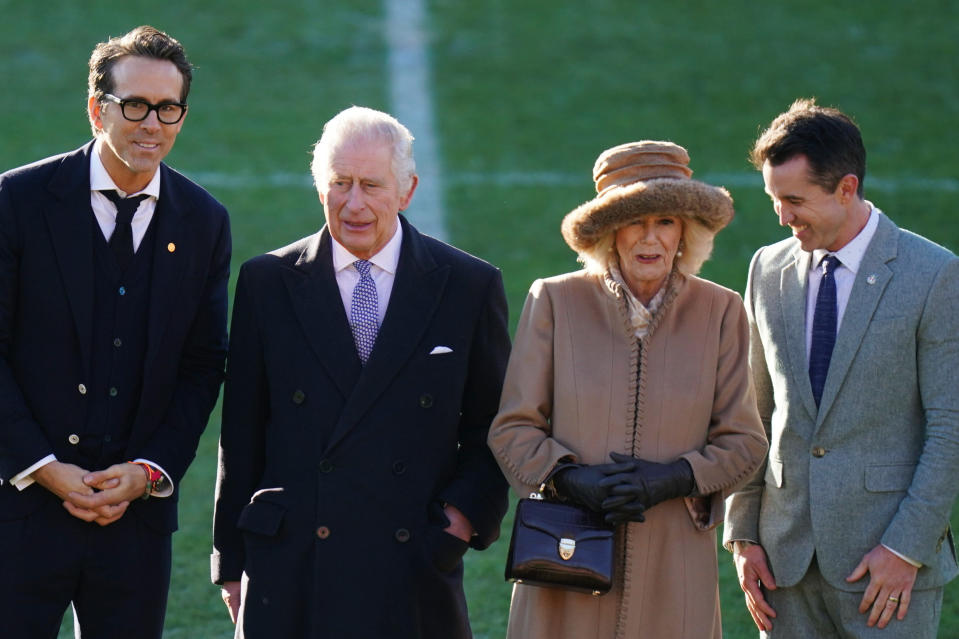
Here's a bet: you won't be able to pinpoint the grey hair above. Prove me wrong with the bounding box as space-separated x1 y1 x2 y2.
577 216 716 277
310 106 416 194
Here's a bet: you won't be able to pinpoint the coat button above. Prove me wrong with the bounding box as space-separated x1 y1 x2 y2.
419 394 434 409
319 459 334 473
812 446 827 458
316 526 331 539
113 338 122 348
394 528 411 543
78 384 87 395
109 387 118 397
292 390 306 405
68 434 80 445
392 461 407 475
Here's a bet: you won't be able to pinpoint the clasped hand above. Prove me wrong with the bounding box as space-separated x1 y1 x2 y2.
552 452 695 525
33 460 147 526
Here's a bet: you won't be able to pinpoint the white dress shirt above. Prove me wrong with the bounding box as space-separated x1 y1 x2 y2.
804 204 880 359
10 142 172 497
330 222 403 326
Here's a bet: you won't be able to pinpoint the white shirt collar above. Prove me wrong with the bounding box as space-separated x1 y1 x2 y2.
810 202 880 276
90 138 161 199
331 219 403 274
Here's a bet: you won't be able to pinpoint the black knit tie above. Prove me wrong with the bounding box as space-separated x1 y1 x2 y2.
101 190 148 270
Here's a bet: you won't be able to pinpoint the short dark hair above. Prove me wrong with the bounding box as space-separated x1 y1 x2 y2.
750 98 866 197
88 25 193 103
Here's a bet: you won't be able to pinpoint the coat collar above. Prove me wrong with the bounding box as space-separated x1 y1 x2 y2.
282 215 450 451
43 141 191 378
815 214 898 421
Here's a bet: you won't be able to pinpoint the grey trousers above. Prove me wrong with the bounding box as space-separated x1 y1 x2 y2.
761 556 943 639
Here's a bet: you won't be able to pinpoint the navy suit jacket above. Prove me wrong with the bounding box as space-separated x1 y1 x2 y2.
211 216 510 638
0 142 231 534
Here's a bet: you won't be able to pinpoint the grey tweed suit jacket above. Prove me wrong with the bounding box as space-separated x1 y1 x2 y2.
724 212 959 591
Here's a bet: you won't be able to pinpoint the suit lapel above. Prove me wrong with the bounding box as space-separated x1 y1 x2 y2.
326 217 449 451
816 216 897 420
143 165 191 372
282 229 361 400
779 247 819 418
43 143 96 377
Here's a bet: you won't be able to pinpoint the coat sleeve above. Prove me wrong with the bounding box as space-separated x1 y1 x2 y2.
881 256 959 564
679 283 768 530
436 268 512 550
135 203 231 486
723 248 773 548
487 279 578 498
211 262 268 584
0 174 54 481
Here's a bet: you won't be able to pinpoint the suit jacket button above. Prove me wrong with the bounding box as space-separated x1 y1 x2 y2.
392 460 407 475
68 434 80 445
292 390 306 404
812 446 827 458
419 394 434 409
316 526 331 539
319 459 334 473
78 384 87 395
394 528 411 543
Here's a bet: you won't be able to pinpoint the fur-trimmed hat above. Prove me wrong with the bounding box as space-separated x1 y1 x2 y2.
561 141 734 276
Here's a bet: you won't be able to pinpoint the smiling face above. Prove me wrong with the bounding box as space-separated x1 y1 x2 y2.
762 154 863 252
614 215 683 304
318 139 418 260
88 55 186 193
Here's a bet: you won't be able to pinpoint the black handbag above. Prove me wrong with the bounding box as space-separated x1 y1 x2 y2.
504 491 615 595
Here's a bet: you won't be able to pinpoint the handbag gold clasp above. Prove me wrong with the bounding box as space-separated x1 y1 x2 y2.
559 537 575 560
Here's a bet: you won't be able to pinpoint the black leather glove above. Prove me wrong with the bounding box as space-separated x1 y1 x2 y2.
550 460 636 512
599 451 695 518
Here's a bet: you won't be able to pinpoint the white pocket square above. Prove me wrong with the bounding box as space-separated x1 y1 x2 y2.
429 346 453 355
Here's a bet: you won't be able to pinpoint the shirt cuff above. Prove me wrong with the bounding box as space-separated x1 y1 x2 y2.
133 458 174 498
11 455 57 491
882 544 922 568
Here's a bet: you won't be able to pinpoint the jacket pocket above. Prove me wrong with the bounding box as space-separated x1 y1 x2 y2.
237 492 287 537
864 463 915 492
765 457 784 488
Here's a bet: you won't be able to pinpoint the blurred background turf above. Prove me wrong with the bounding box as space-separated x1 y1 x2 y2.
1 1 957 636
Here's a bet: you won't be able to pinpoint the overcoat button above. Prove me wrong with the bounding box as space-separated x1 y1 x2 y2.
292 390 306 404
812 446 826 458
78 384 87 395
316 526 331 539
419 394 434 409
68 434 80 445
395 528 411 543
109 387 118 397
113 338 122 348
392 461 406 475
319 459 334 473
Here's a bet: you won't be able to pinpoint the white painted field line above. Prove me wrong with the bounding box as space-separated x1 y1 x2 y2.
385 0 447 241
188 170 959 194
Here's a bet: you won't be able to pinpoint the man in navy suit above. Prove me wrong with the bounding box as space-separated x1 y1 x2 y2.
0 26 230 638
212 106 510 638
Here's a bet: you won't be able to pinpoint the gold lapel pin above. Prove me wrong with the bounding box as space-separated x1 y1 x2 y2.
867 274 877 284
167 243 176 253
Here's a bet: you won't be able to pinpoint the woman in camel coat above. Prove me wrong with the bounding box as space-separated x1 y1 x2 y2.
488 141 768 639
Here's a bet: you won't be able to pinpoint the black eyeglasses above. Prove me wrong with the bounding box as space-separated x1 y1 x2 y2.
102 93 187 124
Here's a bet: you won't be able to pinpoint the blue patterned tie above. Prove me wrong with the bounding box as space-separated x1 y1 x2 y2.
809 254 840 407
350 260 379 364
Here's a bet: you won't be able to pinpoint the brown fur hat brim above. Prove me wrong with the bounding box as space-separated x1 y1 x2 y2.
560 177 734 253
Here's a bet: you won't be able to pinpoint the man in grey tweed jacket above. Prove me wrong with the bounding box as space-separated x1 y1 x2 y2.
724 98 959 638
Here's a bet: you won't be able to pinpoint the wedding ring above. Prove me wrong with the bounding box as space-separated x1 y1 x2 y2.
888 595 900 603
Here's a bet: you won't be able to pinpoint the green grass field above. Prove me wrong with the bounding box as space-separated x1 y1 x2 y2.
2 1 957 636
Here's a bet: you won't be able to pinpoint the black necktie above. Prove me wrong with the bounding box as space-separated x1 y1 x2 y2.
101 190 148 270
809 254 841 407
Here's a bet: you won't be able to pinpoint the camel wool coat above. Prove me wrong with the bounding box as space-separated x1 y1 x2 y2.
489 269 767 639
